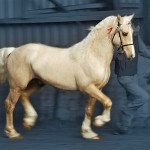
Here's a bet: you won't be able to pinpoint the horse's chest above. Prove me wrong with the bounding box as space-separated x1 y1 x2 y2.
93 67 110 87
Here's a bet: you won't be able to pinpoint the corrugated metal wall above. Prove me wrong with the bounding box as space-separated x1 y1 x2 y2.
0 0 101 19
0 21 96 48
0 0 23 18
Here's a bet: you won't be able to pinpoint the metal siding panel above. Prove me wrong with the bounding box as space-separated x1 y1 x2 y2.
14 0 24 17
47 0 55 8
39 24 44 44
7 0 14 18
61 23 71 46
0 0 5 18
49 23 57 46
14 25 23 46
48 0 98 7
0 0 23 19
54 0 67 6
26 0 33 10
48 23 53 46
0 21 98 47
57 23 63 46
41 0 49 9
4 0 7 18
8 25 15 46
4 27 8 46
25 0 51 10
69 23 80 46
30 0 39 10
31 24 38 43
24 25 32 44
0 25 7 47
41 24 50 45
46 23 55 46
36 0 42 9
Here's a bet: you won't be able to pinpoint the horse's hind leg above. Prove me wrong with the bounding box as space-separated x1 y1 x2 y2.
4 88 22 139
20 94 38 130
81 97 99 139
20 80 44 130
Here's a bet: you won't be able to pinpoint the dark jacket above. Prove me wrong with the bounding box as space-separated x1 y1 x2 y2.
114 34 138 77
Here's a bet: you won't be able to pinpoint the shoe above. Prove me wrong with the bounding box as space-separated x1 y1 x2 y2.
112 124 129 135
112 129 128 135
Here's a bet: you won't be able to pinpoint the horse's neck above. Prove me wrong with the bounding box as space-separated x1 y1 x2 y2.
72 29 114 64
85 30 114 61
70 16 117 64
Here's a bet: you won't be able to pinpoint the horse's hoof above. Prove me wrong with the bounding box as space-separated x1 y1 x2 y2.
23 116 37 130
23 123 33 130
9 134 23 140
94 115 110 127
82 134 100 140
93 116 105 127
81 129 100 140
4 129 23 139
91 136 100 140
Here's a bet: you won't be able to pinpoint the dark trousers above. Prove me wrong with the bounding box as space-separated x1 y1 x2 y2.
117 74 149 128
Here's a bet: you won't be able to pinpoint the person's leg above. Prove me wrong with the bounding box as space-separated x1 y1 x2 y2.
114 75 149 134
119 75 149 109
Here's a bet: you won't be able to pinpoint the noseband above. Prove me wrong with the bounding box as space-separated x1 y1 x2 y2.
112 22 133 52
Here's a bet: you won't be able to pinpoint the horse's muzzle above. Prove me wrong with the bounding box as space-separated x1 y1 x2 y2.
127 54 134 61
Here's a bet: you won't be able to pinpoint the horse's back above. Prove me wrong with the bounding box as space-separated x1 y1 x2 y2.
0 47 15 83
7 43 77 90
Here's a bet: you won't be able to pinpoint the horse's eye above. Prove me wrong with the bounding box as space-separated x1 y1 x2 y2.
122 32 128 36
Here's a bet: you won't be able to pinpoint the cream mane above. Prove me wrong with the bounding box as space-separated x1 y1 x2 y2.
86 16 117 42
70 16 118 60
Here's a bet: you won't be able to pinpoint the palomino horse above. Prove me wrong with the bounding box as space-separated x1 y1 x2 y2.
0 15 135 139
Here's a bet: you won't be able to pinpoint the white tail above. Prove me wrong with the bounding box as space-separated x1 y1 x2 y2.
0 47 15 83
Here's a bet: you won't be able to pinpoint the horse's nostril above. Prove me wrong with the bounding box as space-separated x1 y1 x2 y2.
127 55 134 61
130 54 135 59
129 55 134 60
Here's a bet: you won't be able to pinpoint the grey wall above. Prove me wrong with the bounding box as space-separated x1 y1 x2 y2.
0 22 94 48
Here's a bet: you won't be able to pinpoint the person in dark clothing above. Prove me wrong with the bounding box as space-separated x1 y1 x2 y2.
113 25 150 134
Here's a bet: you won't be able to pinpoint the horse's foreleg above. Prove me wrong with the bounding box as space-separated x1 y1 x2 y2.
81 97 99 139
20 80 44 130
93 107 111 127
83 84 112 139
4 89 22 139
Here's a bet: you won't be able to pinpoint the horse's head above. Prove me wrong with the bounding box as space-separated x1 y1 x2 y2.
112 14 135 60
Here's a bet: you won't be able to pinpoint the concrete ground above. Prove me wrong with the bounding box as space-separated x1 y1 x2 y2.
0 120 150 150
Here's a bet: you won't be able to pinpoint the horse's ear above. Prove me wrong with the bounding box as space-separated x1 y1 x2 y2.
117 15 122 22
128 14 134 21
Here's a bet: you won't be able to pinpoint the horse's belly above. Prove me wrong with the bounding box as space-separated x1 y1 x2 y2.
30 50 78 90
46 75 77 90
34 65 77 90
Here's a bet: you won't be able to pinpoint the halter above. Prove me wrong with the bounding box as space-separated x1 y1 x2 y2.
112 22 133 52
